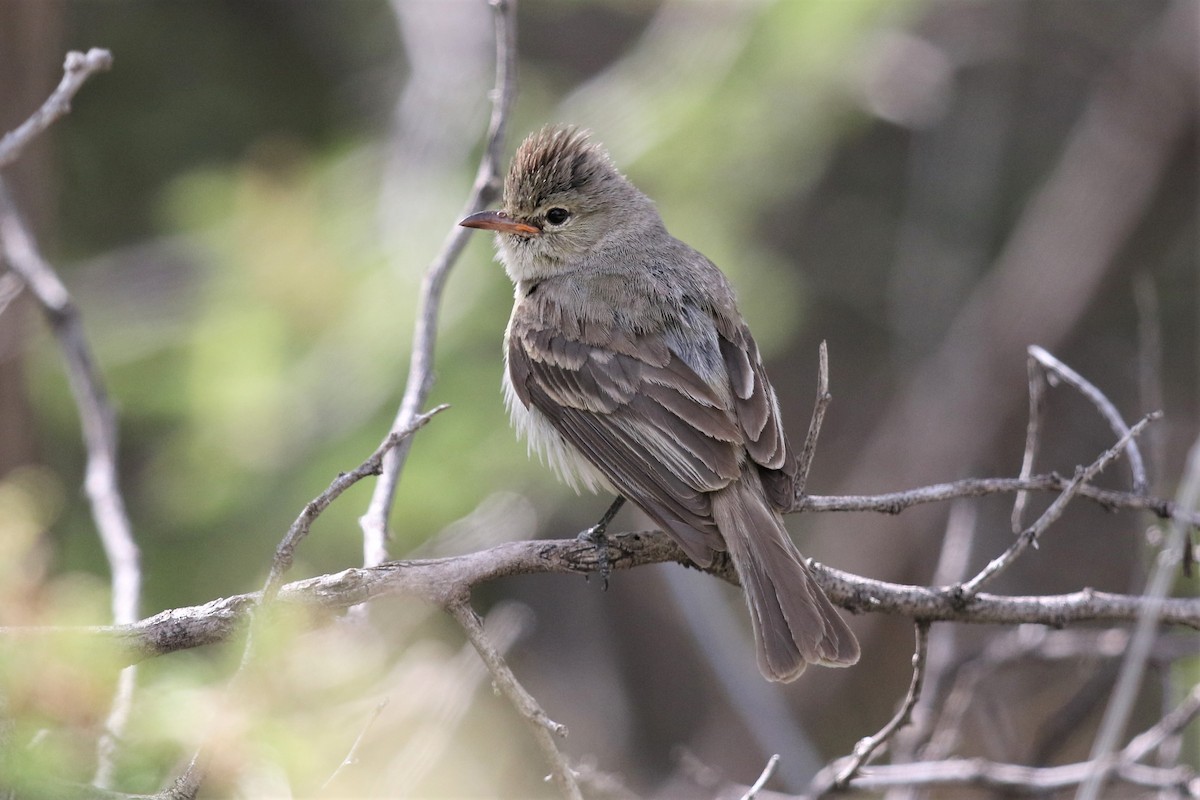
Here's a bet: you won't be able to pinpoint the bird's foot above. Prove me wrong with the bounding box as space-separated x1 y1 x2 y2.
578 496 625 590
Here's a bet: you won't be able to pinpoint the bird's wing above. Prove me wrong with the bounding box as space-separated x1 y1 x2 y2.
509 308 795 563
715 319 798 511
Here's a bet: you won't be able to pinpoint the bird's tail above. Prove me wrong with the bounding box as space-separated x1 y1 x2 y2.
712 469 860 682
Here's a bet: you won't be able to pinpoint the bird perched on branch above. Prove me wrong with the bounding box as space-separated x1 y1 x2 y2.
461 125 858 682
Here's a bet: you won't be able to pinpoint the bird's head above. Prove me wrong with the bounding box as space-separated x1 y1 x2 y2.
460 125 657 282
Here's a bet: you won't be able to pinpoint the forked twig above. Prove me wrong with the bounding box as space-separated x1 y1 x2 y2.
799 474 1194 522
959 412 1159 597
0 49 113 169
263 405 447 604
1029 345 1149 494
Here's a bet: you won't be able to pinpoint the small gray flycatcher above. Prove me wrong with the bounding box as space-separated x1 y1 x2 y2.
461 125 859 682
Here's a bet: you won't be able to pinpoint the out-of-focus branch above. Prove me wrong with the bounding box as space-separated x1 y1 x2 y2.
0 46 136 790
0 270 23 317
359 0 518 568
1079 436 1200 800
0 48 112 169
445 598 581 800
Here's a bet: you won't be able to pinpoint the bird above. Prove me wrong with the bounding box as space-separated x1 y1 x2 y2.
460 125 859 682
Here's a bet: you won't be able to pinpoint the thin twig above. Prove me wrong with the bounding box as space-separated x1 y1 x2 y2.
832 622 930 788
959 412 1158 596
320 699 389 792
739 754 780 800
1078 435 1200 800
795 340 831 497
1011 354 1046 532
444 597 581 800
359 0 518 568
0 49 113 169
1029 345 1149 494
0 49 137 786
797 475 1195 525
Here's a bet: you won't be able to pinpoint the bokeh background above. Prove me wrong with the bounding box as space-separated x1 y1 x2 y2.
0 0 1196 797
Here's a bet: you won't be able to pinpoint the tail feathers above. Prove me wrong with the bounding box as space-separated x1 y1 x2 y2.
713 476 860 682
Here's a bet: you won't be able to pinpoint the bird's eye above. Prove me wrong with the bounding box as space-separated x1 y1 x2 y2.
544 207 571 226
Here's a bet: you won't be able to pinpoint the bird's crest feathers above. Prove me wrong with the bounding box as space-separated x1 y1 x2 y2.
506 125 619 212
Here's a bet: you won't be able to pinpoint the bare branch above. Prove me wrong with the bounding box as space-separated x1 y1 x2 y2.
359 0 519 567
16 529 1199 668
0 49 113 169
0 196 138 609
1123 679 1200 764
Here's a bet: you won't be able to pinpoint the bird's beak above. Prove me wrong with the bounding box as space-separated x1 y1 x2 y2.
459 210 541 236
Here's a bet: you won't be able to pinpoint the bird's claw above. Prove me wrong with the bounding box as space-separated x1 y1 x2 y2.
578 523 611 590
577 496 624 590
